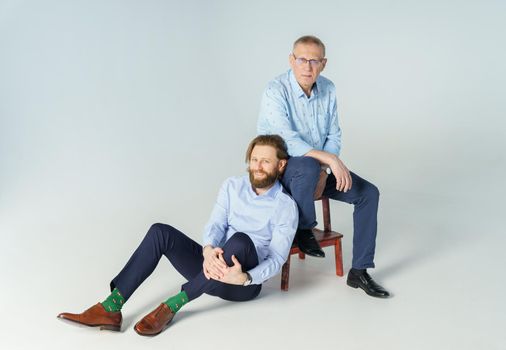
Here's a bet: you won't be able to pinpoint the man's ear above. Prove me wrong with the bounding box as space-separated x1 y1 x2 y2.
278 159 287 173
321 58 327 72
288 53 296 69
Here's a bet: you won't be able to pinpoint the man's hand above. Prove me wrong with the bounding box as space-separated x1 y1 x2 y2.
329 156 352 192
306 150 352 192
202 245 228 280
217 255 248 285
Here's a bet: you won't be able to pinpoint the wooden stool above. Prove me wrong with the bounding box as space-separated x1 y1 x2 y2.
280 196 344 291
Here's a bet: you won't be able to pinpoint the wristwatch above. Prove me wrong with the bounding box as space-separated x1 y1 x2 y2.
243 272 252 286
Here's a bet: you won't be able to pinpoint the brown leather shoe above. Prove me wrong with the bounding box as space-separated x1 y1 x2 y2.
134 303 175 336
57 303 122 331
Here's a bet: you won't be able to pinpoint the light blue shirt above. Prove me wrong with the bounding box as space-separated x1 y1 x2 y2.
257 69 342 157
202 175 298 285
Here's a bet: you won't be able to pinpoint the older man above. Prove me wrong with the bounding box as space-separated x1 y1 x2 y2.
258 35 390 298
58 135 298 335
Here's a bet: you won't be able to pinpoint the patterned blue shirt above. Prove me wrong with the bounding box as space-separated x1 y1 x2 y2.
202 175 298 285
257 69 342 157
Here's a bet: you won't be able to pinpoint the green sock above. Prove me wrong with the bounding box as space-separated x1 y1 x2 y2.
101 288 125 312
163 291 189 313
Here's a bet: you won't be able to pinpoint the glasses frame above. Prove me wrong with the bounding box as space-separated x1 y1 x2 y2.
292 53 325 68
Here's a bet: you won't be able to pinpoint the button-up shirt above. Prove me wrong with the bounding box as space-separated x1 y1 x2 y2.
202 175 298 285
257 69 342 157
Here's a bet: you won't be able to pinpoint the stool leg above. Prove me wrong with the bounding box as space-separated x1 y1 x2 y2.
281 256 291 291
322 197 331 232
334 238 343 276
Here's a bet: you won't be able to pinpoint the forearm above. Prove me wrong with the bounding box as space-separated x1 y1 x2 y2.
308 148 352 192
305 149 338 167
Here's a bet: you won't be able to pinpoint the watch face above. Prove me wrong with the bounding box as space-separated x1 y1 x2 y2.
244 273 252 286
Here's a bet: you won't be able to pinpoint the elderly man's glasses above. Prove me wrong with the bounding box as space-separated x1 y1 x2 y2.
292 54 324 67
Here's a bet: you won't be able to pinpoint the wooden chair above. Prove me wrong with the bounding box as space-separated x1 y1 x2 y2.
280 170 344 291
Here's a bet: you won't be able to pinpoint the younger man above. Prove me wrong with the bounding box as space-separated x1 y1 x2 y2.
58 135 298 336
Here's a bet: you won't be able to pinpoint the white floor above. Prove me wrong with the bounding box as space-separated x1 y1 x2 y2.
1 188 505 350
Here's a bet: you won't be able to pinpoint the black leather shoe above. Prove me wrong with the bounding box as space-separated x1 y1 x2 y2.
295 229 325 258
347 269 390 298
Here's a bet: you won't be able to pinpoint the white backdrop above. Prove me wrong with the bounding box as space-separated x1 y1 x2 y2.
1 1 505 349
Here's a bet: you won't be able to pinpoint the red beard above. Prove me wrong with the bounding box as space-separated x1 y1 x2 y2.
249 168 280 189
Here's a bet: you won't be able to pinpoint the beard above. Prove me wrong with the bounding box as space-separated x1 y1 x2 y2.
249 168 280 189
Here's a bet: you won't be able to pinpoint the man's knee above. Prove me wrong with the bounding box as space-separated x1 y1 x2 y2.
222 232 254 261
365 183 380 202
287 156 321 180
225 232 253 250
147 223 171 240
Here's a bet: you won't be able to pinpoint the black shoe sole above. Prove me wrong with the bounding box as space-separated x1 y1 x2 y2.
346 279 390 298
346 279 359 288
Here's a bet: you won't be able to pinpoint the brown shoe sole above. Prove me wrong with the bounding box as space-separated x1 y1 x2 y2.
57 315 121 332
134 319 172 337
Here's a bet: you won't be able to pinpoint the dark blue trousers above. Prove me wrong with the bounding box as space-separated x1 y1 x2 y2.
110 223 261 302
281 156 380 269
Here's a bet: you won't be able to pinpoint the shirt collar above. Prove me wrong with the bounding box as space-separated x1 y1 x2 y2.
288 69 319 99
247 177 281 200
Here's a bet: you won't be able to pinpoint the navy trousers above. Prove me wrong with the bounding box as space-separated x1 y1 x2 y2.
110 223 262 302
281 156 380 269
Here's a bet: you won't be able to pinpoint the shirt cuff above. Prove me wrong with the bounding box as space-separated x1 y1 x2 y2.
322 145 340 156
247 267 264 285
